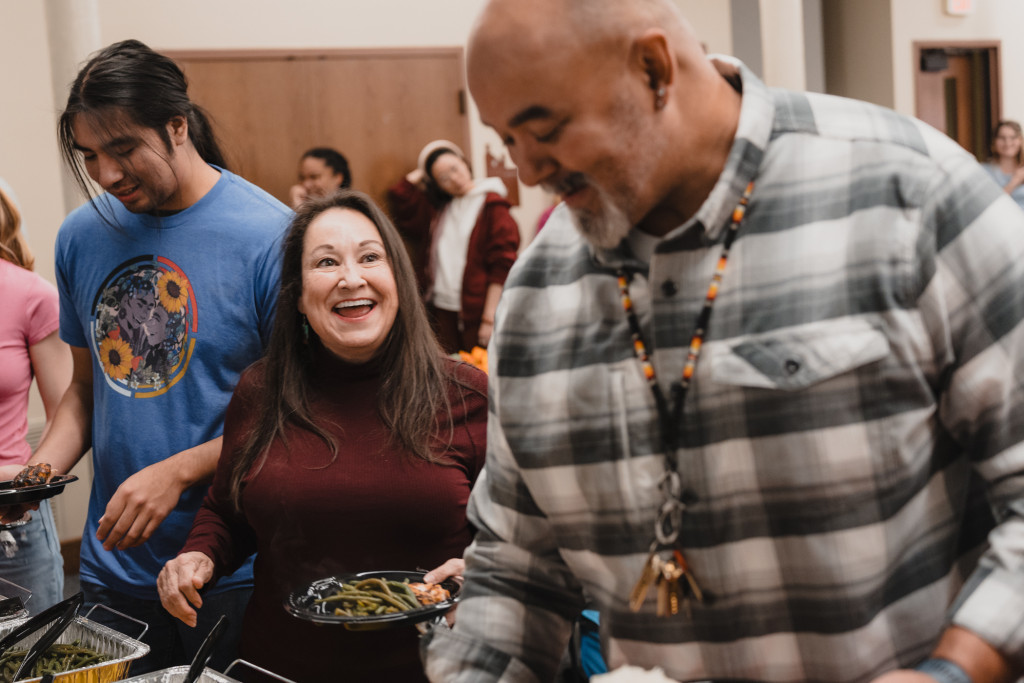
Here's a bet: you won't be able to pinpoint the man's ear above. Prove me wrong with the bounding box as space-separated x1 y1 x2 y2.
166 115 189 147
632 29 675 105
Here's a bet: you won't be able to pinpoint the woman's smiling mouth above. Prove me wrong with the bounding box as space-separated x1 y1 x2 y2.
333 298 376 318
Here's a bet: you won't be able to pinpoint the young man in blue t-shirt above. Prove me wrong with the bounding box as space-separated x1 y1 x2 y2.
0 40 290 674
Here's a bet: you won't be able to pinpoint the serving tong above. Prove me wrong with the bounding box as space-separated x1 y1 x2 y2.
183 614 228 683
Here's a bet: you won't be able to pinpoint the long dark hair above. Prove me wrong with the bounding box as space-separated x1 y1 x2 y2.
57 39 226 206
302 147 352 188
228 190 467 509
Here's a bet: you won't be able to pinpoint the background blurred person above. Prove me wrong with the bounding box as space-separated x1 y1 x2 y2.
158 190 487 683
982 119 1024 209
0 178 72 614
288 146 352 208
388 140 518 352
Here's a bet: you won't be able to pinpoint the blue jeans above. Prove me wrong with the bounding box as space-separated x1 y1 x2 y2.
0 500 64 614
81 580 251 676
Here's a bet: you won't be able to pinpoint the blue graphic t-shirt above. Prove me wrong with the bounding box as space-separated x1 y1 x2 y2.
56 168 291 599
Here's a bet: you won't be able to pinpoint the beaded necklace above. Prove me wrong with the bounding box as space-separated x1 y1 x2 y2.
620 180 753 616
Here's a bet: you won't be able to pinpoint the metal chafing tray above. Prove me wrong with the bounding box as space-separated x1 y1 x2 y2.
0 578 30 623
119 666 237 683
0 611 149 682
120 659 296 683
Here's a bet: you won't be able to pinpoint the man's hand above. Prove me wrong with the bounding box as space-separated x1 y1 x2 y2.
422 558 465 585
423 558 465 627
97 458 187 550
158 551 214 627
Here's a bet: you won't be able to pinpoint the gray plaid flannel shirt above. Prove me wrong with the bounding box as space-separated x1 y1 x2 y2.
423 61 1024 683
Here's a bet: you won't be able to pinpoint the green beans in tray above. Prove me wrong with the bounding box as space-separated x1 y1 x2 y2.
0 639 109 682
313 577 430 617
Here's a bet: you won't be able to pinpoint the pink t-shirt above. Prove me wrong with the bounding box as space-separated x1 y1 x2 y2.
0 259 59 465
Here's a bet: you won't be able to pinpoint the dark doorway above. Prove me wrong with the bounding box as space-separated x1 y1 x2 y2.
914 42 1001 162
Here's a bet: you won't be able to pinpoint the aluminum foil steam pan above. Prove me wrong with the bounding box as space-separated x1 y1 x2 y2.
119 665 240 683
0 614 150 682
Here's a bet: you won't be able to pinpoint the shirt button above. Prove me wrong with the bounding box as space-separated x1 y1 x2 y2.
661 280 678 297
785 359 801 374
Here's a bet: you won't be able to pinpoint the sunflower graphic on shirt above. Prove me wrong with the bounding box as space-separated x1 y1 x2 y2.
91 256 197 398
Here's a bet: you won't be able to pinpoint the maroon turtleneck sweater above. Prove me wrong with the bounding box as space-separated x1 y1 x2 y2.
181 347 487 683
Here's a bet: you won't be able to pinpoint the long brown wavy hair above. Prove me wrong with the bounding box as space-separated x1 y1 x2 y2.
0 184 34 270
227 190 467 509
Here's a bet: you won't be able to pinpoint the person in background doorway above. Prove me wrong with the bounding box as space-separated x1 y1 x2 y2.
981 119 1024 210
388 140 519 353
0 178 72 614
0 39 291 674
288 146 352 209
158 190 487 683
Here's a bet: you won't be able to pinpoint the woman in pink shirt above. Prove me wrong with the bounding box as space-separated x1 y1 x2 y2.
0 180 72 613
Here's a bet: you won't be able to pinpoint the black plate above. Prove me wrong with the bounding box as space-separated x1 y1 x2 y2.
284 570 460 631
0 475 78 506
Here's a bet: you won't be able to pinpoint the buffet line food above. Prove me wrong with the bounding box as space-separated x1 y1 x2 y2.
0 641 108 682
313 577 451 617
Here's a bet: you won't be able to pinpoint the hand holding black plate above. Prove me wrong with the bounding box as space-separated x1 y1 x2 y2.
0 475 78 506
285 570 461 631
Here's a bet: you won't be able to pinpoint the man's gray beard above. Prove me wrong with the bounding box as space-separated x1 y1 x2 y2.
568 183 632 250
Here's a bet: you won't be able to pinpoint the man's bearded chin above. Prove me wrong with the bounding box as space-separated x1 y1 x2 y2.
568 182 632 250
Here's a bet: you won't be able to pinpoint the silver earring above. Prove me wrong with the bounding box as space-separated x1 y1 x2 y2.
655 86 667 110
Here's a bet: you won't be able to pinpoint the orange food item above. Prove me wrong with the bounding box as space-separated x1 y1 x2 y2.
458 346 488 374
408 582 451 606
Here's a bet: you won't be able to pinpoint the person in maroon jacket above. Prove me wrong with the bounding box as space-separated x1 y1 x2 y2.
387 139 519 353
156 190 487 683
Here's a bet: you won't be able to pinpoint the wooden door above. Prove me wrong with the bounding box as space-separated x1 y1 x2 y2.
168 48 470 210
915 42 1000 161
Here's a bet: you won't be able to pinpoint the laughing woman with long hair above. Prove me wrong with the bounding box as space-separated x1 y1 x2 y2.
158 190 487 683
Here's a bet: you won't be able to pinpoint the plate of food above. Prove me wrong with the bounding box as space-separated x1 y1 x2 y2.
284 570 460 631
0 464 78 506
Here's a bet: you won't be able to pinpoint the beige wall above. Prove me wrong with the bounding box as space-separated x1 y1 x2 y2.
822 0 895 108
674 0 733 55
759 0 807 91
0 1 65 287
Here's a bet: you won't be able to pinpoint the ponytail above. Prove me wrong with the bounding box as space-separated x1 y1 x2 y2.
188 104 228 170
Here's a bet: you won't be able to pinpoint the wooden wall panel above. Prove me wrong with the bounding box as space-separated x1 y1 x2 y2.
169 49 470 210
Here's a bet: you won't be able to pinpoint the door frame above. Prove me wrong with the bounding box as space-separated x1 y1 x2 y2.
913 40 1001 158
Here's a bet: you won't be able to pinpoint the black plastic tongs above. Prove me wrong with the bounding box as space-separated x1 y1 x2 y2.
183 614 228 683
0 591 84 681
